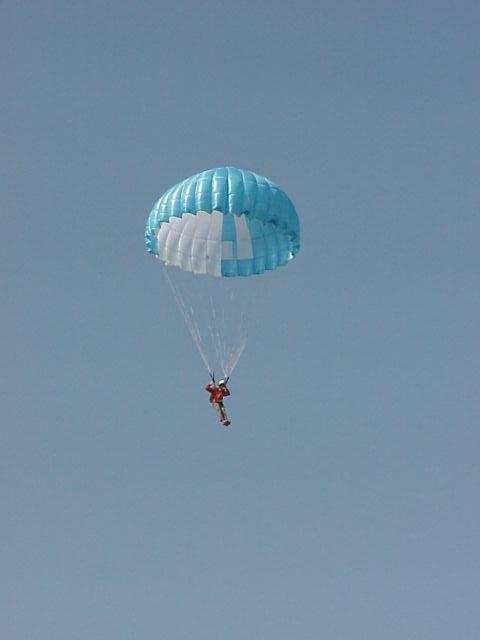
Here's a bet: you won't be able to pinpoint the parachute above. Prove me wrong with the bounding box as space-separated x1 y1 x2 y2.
145 167 300 378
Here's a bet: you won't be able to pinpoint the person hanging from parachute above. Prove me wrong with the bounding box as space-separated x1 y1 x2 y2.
205 373 231 427
145 166 300 429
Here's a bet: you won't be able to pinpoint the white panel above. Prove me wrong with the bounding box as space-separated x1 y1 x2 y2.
156 224 170 261
189 212 209 274
206 211 223 277
170 216 186 266
155 211 225 277
178 213 196 271
191 237 207 274
164 225 180 265
234 213 253 259
194 211 212 239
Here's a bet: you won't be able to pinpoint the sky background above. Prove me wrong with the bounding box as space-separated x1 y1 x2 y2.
2 1 480 638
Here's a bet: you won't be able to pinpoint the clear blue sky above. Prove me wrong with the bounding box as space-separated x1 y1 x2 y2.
2 1 479 638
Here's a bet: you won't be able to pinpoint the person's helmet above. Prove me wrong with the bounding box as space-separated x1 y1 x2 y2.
218 379 226 386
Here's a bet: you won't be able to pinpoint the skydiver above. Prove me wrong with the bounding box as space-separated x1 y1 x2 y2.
205 376 231 427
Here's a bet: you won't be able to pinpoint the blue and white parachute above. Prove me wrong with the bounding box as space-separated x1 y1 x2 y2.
145 167 300 277
146 167 300 378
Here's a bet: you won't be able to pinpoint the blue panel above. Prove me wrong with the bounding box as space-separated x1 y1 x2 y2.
211 167 228 212
237 259 253 277
221 212 236 244
181 176 197 213
221 260 237 277
227 167 244 214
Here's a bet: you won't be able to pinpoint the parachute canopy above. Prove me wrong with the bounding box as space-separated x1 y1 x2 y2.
145 167 300 277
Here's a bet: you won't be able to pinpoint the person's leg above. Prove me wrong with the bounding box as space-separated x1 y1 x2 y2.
218 402 229 423
212 402 223 421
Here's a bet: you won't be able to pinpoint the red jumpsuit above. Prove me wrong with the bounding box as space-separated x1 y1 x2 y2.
205 383 231 425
